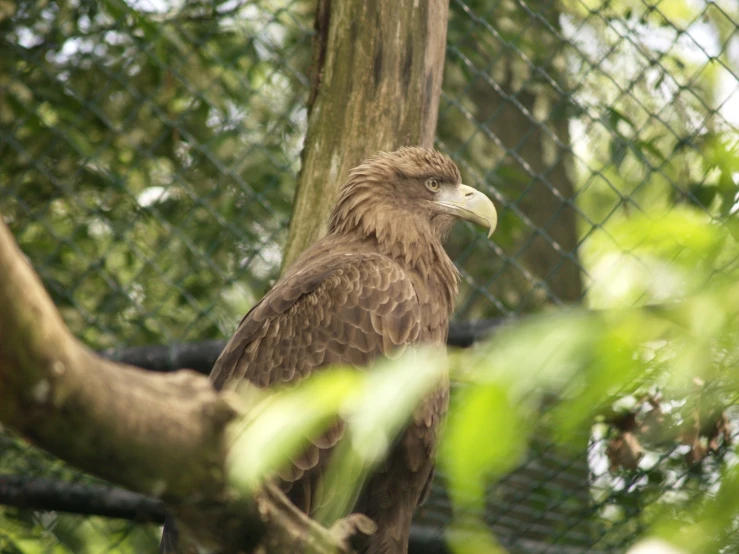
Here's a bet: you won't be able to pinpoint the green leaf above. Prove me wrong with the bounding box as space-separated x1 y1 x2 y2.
717 170 738 216
610 136 628 169
441 384 528 513
226 369 362 494
608 107 636 131
687 183 718 208
314 349 447 524
635 137 667 163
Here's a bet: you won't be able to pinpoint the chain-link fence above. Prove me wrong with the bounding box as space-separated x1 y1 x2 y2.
2 0 738 552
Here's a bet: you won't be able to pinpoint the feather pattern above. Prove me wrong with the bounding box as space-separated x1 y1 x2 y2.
161 147 477 554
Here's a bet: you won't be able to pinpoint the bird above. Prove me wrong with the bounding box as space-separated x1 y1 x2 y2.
161 146 497 554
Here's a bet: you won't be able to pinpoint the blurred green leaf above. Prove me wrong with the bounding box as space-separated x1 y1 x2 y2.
610 136 629 169
314 349 446 524
441 384 528 513
226 369 361 494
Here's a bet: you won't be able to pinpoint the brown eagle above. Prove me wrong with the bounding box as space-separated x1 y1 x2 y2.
162 147 496 553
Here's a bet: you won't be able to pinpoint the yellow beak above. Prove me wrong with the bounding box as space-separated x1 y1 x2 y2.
435 184 498 238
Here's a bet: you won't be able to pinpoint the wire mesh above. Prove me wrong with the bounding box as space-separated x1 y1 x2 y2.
1 0 738 552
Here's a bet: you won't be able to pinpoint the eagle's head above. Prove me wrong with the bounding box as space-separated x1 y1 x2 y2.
329 147 497 246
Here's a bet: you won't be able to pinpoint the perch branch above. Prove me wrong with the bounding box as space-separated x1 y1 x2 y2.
0 216 367 553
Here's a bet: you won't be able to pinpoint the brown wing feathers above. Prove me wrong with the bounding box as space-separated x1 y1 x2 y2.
210 250 421 390
161 148 473 554
207 247 424 515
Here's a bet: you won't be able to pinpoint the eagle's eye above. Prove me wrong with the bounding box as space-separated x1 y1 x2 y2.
425 178 440 193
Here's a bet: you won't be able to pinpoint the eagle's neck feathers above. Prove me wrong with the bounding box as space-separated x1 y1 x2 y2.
328 181 460 312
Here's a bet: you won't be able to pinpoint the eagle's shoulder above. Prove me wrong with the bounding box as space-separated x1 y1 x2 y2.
210 245 422 390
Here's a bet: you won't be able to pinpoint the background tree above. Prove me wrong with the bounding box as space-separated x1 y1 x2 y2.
440 0 582 317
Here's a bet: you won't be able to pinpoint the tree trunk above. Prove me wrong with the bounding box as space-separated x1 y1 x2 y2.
469 9 582 307
440 0 582 316
282 0 451 270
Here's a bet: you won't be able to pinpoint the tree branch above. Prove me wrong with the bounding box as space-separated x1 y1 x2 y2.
0 216 235 501
0 216 366 552
0 475 450 553
0 475 166 523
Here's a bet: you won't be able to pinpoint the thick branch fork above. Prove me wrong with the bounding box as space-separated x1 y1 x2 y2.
0 216 365 553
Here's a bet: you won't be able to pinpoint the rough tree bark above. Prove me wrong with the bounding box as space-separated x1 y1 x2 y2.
282 0 451 269
0 215 372 553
